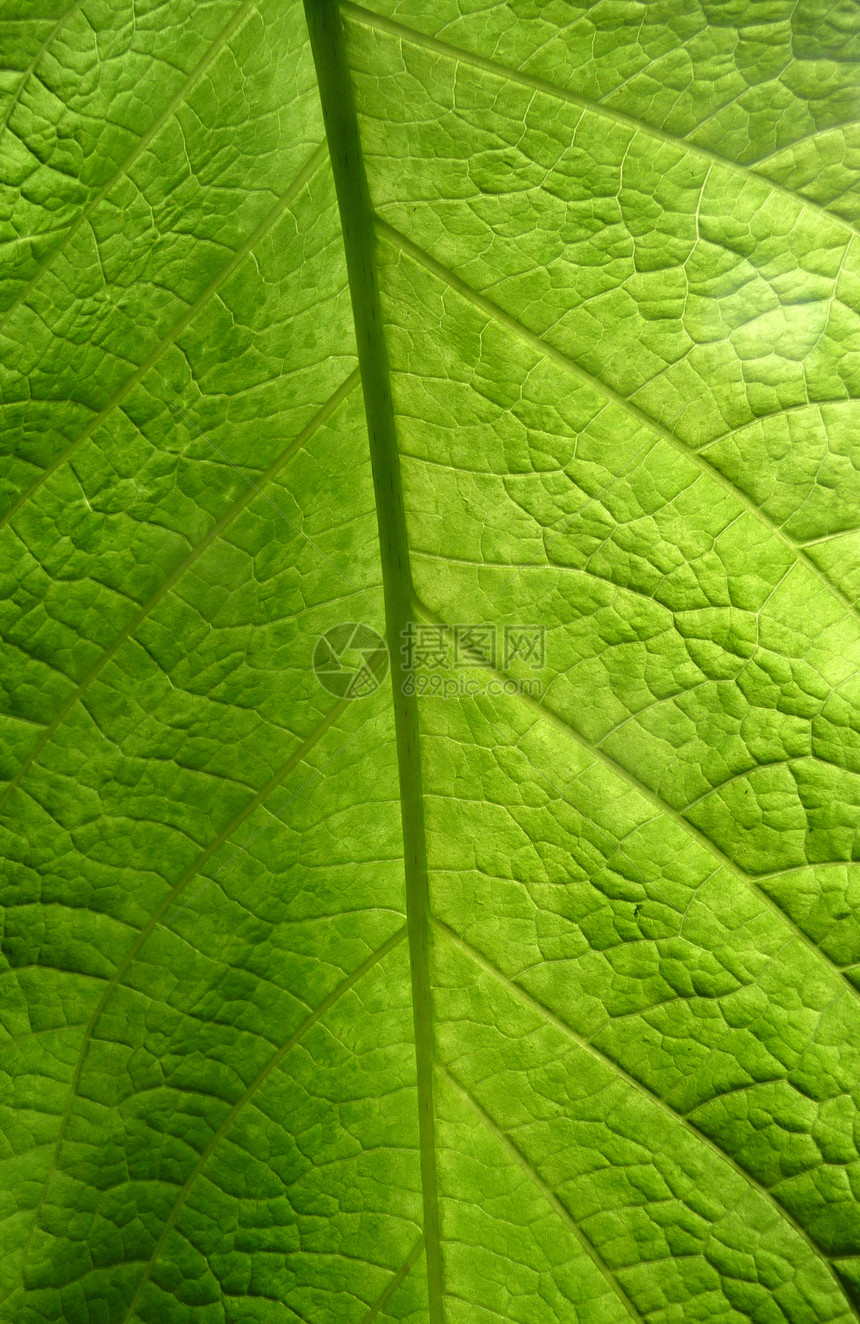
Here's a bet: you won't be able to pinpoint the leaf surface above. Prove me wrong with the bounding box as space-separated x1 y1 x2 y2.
1 2 860 1322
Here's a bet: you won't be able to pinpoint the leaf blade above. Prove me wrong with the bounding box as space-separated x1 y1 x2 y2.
2 0 859 1320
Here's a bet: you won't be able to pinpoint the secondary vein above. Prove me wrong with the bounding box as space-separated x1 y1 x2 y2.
378 219 860 629
0 140 330 535
121 927 409 1324
412 596 860 1007
16 697 353 1286
435 917 853 1298
0 368 360 817
440 1064 645 1324
0 0 263 334
0 2 84 139
341 1 859 247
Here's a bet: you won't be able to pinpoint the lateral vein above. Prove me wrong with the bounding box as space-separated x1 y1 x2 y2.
121 927 409 1324
378 219 860 628
0 143 326 532
0 2 84 139
0 141 329 533
439 1063 646 1324
0 368 360 816
16 696 353 1283
0 0 263 333
360 1234 425 1324
435 917 854 1298
342 0 860 246
412 596 860 1006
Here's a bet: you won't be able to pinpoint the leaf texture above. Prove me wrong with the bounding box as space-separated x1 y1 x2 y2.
1 1 859 1322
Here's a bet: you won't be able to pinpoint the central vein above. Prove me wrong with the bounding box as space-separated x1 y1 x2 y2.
303 2 443 1318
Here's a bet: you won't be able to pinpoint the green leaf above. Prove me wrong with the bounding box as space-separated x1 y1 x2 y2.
2 1 860 1322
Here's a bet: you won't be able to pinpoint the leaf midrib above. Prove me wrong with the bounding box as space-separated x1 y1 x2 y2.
303 2 443 1319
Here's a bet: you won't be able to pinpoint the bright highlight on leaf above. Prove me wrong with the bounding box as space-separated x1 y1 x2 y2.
1 1 859 1321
